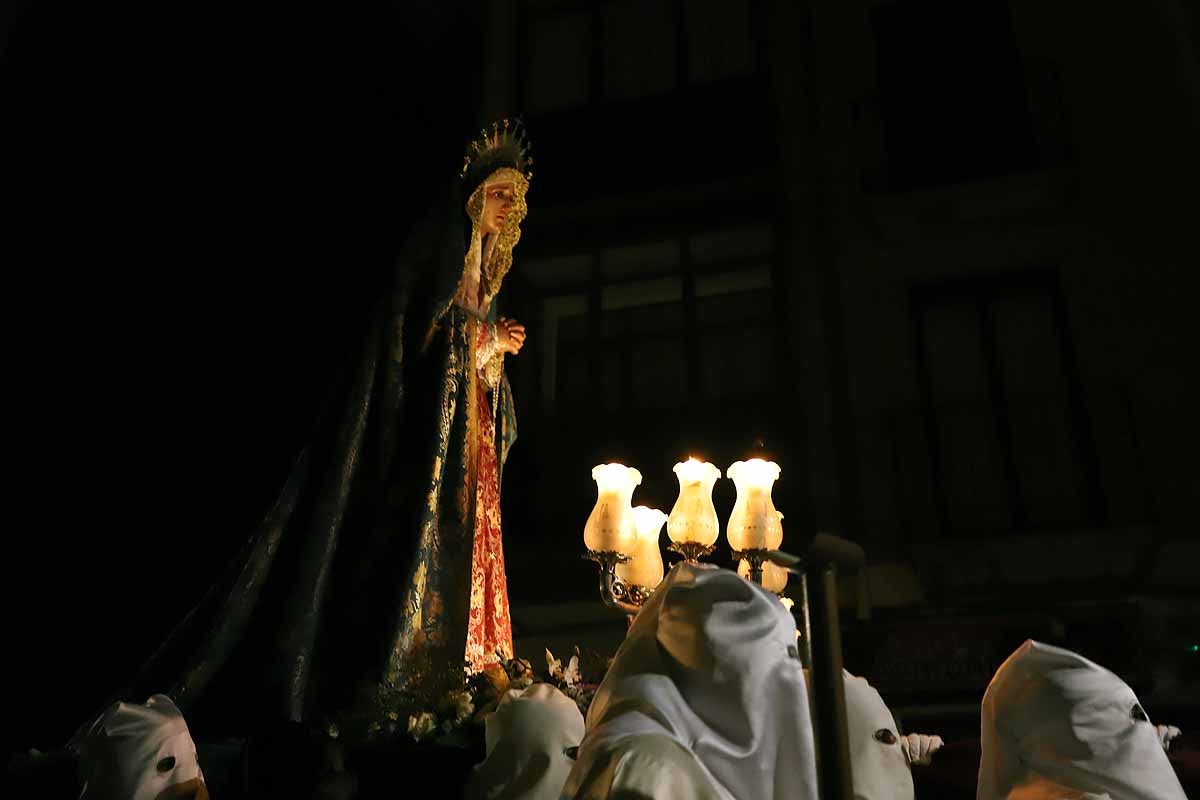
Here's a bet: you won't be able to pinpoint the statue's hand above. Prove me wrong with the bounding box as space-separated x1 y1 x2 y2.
900 733 944 766
498 317 527 355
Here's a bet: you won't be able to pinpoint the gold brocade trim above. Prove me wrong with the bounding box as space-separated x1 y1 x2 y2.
463 314 480 529
486 353 503 423
475 167 529 301
475 320 505 422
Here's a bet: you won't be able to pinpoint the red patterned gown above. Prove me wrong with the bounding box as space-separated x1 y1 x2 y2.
464 322 514 672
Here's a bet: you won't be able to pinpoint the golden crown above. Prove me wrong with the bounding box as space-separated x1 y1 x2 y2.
461 118 534 191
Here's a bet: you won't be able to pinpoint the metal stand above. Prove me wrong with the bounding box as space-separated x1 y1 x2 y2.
731 547 772 584
666 541 715 562
584 551 650 617
767 534 866 800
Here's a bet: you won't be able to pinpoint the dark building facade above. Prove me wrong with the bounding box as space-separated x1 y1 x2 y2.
483 0 1199 726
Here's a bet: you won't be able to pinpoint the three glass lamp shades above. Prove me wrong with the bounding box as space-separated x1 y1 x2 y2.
583 457 788 613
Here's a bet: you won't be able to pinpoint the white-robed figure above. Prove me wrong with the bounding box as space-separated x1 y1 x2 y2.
562 561 819 800
824 670 915 800
466 682 586 800
836 670 942 800
77 694 207 800
978 640 1187 800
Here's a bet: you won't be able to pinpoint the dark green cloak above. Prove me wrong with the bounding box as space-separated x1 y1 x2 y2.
103 178 518 741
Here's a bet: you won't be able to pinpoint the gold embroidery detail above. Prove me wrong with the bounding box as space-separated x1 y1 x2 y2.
411 560 427 632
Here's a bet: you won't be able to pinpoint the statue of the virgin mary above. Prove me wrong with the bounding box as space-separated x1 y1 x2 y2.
85 120 534 743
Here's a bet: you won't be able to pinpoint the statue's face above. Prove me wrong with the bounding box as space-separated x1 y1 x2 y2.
481 180 517 235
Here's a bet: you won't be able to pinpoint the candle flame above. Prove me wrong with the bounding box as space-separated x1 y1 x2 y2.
727 458 781 485
631 506 667 538
673 458 718 485
591 462 642 490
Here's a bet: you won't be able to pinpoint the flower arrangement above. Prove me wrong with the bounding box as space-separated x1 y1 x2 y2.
402 647 612 743
544 646 613 717
403 651 534 743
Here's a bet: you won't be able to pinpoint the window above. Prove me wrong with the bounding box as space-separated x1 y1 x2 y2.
911 273 1105 534
601 278 685 410
601 0 675 99
602 240 679 281
526 10 593 111
540 292 588 410
1021 56 1076 167
524 224 775 414
871 0 1041 190
521 0 759 113
696 268 773 398
691 226 773 399
685 0 755 82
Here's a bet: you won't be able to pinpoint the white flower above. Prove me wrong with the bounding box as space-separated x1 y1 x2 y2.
547 648 581 688
407 711 437 741
561 654 581 688
452 691 475 722
546 648 563 681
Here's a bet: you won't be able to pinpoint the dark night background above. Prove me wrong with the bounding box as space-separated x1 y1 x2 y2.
5 0 1200 773
5 0 496 755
